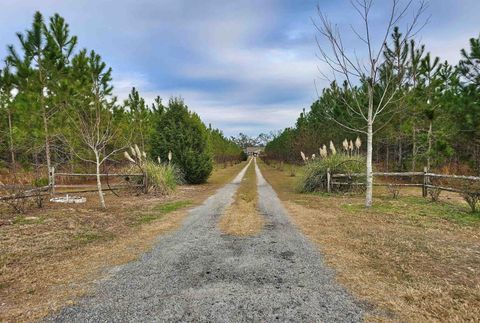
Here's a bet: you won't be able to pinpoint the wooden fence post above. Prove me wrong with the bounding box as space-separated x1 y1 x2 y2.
143 172 148 194
422 166 428 198
327 168 331 193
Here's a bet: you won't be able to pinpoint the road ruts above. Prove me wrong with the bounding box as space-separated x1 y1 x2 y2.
46 158 364 322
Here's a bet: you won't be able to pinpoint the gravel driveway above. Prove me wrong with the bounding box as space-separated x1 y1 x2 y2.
47 158 364 322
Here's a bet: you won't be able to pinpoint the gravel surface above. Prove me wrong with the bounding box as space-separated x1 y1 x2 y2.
47 158 364 322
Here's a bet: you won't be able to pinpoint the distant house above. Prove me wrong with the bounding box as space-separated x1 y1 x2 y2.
245 146 265 157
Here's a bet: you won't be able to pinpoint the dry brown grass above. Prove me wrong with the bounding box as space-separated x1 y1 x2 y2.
259 160 480 322
0 161 246 322
218 159 264 236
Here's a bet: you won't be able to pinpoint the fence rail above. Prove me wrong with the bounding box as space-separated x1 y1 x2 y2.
327 166 480 197
0 167 146 201
54 173 143 177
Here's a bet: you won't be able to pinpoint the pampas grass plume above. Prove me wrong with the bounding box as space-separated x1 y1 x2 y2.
124 151 135 163
330 141 337 155
300 151 306 161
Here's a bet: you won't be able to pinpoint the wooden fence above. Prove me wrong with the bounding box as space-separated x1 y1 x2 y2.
0 167 145 201
327 167 480 197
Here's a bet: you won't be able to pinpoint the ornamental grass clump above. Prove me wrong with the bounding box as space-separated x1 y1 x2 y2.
125 147 183 195
297 153 365 193
144 161 183 195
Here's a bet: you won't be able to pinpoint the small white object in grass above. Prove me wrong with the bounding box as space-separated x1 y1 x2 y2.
50 195 86 204
168 151 173 161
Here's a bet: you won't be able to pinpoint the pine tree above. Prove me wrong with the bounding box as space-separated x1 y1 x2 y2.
151 98 213 184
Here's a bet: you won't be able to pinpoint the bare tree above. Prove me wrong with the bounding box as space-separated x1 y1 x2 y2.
68 49 127 209
72 102 126 209
314 0 427 207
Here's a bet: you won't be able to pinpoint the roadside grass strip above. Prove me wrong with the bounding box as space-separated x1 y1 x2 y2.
218 159 265 236
258 159 480 322
135 200 193 225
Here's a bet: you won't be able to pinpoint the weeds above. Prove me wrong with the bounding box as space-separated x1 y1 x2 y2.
462 192 479 213
136 200 192 225
13 216 44 225
153 200 192 213
73 231 114 245
387 184 400 199
289 166 296 177
428 187 442 201
297 153 364 193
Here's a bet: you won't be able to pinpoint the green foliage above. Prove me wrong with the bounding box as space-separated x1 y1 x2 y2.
32 177 48 187
265 33 480 174
150 98 213 184
122 87 153 152
0 12 240 186
207 127 244 163
298 154 365 193
240 150 248 161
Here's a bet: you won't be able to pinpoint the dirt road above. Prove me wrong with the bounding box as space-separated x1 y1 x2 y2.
47 158 364 322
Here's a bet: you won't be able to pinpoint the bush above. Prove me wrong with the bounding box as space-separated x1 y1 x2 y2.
462 192 479 213
144 161 183 195
428 187 442 202
150 98 213 184
240 151 248 161
297 154 365 193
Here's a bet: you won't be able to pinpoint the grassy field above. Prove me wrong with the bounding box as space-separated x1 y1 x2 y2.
259 159 480 322
218 159 264 236
0 161 247 322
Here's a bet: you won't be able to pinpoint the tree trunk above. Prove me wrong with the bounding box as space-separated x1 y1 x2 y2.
365 82 374 208
386 145 390 171
366 120 373 208
427 120 433 171
38 55 52 174
95 151 106 209
411 126 417 172
7 109 15 170
42 105 52 173
398 138 402 170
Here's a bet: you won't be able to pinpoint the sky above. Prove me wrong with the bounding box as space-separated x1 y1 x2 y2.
1 0 479 137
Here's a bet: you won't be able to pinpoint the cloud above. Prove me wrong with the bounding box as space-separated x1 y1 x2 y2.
1 0 479 137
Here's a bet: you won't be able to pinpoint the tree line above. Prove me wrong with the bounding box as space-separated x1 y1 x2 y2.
266 30 480 175
0 12 245 184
